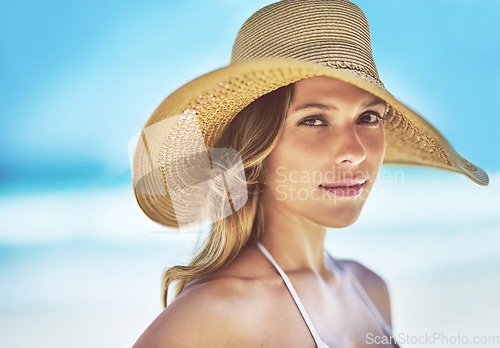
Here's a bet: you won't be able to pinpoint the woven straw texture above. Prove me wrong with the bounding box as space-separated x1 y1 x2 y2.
132 0 489 228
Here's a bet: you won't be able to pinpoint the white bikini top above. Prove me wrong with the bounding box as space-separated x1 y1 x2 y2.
255 241 397 348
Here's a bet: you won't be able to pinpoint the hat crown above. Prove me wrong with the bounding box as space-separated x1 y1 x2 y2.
231 0 380 82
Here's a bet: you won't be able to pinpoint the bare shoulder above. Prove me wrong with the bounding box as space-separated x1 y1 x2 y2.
132 245 285 347
131 277 260 348
338 259 393 327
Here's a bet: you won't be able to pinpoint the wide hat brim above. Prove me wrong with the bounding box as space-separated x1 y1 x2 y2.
132 58 489 228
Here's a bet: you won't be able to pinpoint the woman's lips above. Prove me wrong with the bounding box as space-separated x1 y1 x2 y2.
319 182 365 197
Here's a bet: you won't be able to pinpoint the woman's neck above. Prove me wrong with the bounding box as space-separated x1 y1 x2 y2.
259 202 330 279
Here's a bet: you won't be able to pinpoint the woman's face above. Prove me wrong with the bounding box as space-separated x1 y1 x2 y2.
262 76 386 228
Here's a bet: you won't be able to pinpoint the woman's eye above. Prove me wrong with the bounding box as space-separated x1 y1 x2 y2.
298 116 327 127
358 112 385 124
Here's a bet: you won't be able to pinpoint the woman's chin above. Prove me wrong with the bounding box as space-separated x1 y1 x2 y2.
315 207 363 229
325 218 359 229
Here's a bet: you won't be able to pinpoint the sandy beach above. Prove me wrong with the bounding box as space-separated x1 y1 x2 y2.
1 169 499 347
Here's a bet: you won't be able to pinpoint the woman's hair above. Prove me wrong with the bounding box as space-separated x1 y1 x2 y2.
160 83 295 307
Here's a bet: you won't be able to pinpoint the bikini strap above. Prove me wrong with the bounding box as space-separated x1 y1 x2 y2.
325 251 394 337
256 241 329 348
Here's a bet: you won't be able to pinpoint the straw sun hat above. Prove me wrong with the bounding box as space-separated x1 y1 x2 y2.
131 0 489 229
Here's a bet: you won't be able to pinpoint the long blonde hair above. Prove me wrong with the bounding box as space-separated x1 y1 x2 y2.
161 83 294 307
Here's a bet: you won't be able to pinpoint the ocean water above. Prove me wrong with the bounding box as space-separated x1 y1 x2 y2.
0 168 499 347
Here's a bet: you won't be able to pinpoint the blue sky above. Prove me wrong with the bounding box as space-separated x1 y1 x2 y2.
1 0 499 194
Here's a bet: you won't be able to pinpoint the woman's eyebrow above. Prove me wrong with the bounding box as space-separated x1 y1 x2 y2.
290 97 386 114
290 103 336 113
363 97 386 109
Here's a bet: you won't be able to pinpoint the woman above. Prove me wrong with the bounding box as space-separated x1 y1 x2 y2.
131 0 489 347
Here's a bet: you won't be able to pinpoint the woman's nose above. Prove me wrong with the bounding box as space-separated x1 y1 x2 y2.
329 126 366 167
